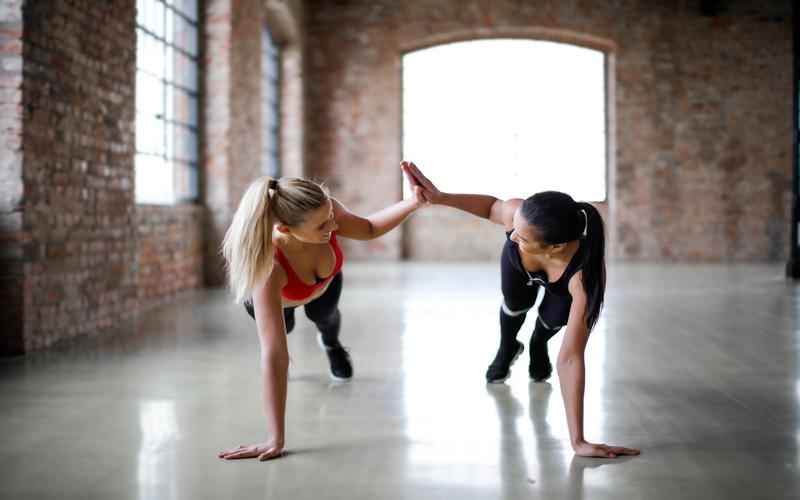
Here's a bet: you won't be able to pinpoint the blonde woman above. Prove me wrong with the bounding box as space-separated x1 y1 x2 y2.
218 162 427 462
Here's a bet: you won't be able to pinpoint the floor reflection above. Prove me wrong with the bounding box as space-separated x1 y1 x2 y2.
401 294 505 489
400 289 614 493
487 381 626 499
137 400 178 500
2 262 796 499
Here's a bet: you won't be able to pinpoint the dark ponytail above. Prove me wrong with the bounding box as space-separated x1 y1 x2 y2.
520 192 606 332
576 202 605 332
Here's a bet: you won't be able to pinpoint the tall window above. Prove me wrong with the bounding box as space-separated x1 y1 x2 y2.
135 0 199 204
262 28 281 178
403 39 607 202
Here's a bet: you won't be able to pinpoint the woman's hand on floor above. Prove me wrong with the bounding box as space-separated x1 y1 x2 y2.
218 439 285 461
573 440 640 459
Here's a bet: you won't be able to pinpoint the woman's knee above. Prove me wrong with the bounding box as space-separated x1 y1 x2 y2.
306 306 340 328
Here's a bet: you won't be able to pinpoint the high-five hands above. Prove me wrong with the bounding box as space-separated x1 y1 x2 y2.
401 161 442 206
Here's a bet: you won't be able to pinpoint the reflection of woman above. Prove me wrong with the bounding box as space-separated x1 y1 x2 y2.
218 164 427 461
404 162 639 458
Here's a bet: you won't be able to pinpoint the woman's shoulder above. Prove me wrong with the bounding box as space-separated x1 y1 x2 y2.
495 198 524 231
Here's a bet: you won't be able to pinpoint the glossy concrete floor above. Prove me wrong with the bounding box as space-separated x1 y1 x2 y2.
1 262 799 500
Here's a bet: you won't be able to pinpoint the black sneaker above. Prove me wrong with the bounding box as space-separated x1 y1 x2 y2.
529 338 552 382
485 340 524 384
317 334 353 381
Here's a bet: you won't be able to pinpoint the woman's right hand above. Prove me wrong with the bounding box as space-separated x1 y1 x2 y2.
401 161 442 204
218 438 285 462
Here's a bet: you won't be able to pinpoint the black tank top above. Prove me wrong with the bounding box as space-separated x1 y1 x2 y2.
505 231 584 297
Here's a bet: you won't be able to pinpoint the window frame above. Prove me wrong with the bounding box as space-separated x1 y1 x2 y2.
135 0 201 205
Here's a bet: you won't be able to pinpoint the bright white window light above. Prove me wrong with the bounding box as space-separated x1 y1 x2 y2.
135 0 200 204
403 39 606 202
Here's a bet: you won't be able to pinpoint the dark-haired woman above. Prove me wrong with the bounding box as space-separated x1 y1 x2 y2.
402 163 639 459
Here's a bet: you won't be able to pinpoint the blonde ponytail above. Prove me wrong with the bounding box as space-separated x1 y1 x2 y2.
222 176 329 303
222 177 276 303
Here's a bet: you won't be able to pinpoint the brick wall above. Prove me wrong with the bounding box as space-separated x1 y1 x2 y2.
19 0 138 351
304 0 793 262
1 0 309 354
0 0 207 355
202 0 233 287
229 0 265 206
136 204 204 306
203 0 305 286
3 0 790 354
203 0 266 287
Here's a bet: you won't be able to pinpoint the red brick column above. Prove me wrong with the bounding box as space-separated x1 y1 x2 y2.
203 0 235 287
203 0 272 287
136 205 204 306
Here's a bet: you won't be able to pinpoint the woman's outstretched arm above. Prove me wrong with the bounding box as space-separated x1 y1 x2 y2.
219 265 289 462
559 271 640 458
332 162 428 240
400 162 522 230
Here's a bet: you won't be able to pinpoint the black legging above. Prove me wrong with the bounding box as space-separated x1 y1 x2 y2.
499 239 572 348
244 272 343 347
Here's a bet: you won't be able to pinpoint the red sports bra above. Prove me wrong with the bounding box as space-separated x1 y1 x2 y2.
274 232 344 301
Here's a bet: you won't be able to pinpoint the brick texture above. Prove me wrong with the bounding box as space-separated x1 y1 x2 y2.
2 0 791 355
275 0 306 179
304 0 793 262
203 0 305 285
0 0 206 355
20 0 138 351
203 0 265 287
1 0 309 354
136 204 204 305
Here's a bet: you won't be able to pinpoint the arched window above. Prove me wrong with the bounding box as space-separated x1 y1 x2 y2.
403 39 606 202
135 0 200 204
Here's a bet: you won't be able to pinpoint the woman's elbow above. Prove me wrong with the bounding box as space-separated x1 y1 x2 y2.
365 220 377 240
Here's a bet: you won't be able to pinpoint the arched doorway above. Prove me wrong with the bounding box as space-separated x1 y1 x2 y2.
402 38 611 259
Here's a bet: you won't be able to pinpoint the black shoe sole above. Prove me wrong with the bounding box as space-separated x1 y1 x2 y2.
530 372 552 383
529 360 552 382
